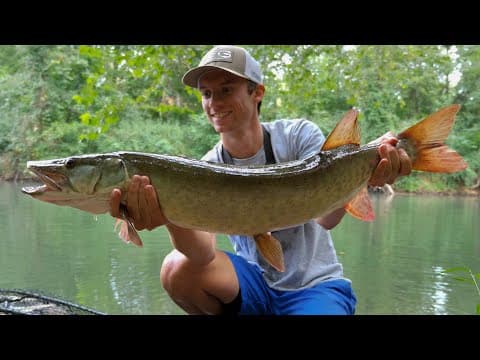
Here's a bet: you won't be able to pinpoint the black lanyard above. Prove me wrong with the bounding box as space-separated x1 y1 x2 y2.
221 124 276 165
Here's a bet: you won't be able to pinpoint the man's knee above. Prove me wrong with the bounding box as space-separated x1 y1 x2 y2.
160 250 188 294
159 250 240 314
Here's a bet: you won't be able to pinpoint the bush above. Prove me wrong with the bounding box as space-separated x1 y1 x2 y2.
94 111 218 159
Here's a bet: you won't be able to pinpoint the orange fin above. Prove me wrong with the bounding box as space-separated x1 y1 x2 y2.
114 205 143 247
398 104 468 173
345 187 375 221
322 109 361 150
114 218 143 247
253 232 285 272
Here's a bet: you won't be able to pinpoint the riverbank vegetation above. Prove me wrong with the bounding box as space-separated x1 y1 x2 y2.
0 45 478 194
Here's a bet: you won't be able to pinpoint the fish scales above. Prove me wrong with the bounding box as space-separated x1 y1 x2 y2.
21 105 468 272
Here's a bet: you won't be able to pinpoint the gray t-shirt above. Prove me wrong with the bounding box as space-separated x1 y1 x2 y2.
202 119 347 291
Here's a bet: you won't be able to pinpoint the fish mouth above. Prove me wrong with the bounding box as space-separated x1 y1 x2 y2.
21 167 67 196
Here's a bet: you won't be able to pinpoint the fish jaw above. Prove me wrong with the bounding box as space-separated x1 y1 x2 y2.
21 163 70 198
21 160 111 214
21 183 49 196
22 181 112 214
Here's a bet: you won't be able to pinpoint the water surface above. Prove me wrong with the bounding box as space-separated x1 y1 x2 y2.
1 181 478 314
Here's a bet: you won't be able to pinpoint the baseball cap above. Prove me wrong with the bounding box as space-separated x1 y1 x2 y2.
182 45 263 88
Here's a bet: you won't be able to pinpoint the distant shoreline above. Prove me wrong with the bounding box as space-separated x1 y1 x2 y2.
394 189 479 197
369 184 479 197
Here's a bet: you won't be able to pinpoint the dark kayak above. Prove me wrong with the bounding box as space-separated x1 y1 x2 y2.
0 289 105 315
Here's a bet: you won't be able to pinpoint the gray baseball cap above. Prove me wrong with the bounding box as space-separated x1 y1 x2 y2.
182 45 264 88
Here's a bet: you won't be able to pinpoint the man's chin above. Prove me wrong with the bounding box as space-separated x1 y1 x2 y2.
212 122 229 133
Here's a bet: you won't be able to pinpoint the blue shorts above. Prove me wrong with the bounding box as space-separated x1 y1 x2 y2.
224 251 357 315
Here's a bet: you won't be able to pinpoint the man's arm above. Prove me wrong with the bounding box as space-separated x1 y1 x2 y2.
316 133 412 230
109 175 216 267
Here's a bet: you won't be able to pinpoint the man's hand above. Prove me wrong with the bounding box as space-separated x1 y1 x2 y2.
109 175 169 231
369 132 412 187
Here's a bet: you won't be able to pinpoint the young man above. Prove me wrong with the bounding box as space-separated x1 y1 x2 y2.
109 45 412 315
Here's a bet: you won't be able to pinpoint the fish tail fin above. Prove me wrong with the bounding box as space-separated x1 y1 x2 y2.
344 186 375 221
253 233 285 272
398 104 468 173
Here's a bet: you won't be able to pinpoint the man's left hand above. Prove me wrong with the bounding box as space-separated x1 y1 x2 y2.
368 132 412 187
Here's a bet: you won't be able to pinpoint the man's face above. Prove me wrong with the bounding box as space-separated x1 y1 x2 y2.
198 69 262 134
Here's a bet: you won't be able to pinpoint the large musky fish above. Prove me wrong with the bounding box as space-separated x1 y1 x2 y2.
22 104 468 272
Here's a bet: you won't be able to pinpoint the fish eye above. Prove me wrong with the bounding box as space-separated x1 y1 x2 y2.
65 158 76 169
106 157 123 168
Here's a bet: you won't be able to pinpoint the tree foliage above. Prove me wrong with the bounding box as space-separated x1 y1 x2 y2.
0 45 478 191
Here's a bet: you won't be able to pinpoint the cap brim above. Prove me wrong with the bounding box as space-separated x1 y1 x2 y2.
182 65 252 88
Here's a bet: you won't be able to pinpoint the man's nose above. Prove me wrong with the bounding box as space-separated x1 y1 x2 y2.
210 90 225 104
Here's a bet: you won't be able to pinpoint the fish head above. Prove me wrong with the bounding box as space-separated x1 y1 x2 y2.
22 154 128 214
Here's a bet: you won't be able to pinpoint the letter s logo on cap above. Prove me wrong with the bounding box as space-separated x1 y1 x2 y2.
215 50 232 59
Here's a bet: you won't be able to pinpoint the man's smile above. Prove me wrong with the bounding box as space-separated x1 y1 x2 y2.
211 111 231 119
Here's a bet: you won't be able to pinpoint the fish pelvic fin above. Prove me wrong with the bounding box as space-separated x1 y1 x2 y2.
321 109 361 150
398 104 468 173
253 232 285 272
114 205 143 247
344 186 375 221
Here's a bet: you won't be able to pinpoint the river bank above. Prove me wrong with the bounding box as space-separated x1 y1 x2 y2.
371 183 479 197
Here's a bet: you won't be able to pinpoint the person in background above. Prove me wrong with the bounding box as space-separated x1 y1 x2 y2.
109 45 412 315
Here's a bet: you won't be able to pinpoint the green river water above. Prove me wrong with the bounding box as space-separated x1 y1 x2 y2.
1 181 478 315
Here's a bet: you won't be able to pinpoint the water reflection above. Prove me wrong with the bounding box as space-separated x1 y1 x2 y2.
332 193 479 315
430 266 448 315
1 181 479 314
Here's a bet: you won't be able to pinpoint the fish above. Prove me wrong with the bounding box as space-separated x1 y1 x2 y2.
22 104 468 272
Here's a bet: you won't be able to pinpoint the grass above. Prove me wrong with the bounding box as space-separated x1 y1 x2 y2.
443 267 480 315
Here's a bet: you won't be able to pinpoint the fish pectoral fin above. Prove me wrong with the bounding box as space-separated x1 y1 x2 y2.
114 218 143 247
253 233 285 272
114 205 144 247
344 186 375 221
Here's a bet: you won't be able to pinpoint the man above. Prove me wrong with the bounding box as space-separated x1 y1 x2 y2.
109 45 412 315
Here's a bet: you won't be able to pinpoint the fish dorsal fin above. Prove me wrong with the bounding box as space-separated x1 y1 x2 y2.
322 109 361 151
344 186 375 221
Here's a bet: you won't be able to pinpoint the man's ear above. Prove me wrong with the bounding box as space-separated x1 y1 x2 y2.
254 84 265 102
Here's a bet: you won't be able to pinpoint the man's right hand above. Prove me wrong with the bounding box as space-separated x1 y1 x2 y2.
109 175 169 231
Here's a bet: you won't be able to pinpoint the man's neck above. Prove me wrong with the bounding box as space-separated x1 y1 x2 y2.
221 122 263 159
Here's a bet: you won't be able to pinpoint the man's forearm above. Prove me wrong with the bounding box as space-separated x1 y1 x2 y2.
165 223 216 266
317 207 346 230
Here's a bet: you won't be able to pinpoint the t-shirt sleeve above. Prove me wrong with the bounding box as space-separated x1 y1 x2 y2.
201 142 222 162
290 119 326 160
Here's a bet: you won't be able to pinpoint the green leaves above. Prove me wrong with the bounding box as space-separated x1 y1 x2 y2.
0 45 479 187
79 112 92 125
443 266 480 314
